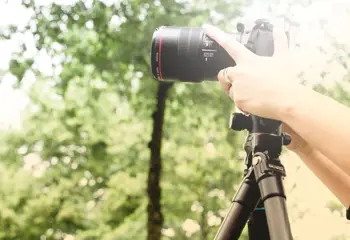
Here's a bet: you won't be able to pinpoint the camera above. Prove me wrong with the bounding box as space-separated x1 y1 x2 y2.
151 19 275 83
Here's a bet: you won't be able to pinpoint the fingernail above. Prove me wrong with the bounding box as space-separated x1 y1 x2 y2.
202 24 227 43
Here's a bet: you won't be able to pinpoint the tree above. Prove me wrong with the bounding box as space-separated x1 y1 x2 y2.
1 0 247 239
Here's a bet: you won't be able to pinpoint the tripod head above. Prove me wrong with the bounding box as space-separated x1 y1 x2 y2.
230 113 291 170
216 107 294 240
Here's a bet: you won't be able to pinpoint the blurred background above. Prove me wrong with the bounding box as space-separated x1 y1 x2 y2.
1 0 350 239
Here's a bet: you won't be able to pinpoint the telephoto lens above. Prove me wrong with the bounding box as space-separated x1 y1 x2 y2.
151 26 236 82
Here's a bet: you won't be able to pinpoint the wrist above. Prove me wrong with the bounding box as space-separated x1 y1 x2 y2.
275 83 309 122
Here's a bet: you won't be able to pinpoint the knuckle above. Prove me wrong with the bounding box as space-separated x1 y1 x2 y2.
217 69 223 78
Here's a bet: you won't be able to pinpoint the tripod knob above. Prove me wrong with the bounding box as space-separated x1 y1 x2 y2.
230 113 252 131
282 133 292 146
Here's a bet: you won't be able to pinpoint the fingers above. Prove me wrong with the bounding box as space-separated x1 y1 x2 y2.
217 68 232 96
217 66 241 95
217 66 239 84
217 67 248 114
229 81 249 115
273 24 289 56
203 24 254 62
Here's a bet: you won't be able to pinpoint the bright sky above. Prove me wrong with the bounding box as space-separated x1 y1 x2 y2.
0 0 30 130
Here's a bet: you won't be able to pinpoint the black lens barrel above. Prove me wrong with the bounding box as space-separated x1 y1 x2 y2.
151 26 235 82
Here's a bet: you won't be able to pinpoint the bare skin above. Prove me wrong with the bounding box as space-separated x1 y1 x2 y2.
203 24 350 207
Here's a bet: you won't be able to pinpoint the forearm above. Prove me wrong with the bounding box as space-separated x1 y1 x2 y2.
279 84 350 176
294 147 350 207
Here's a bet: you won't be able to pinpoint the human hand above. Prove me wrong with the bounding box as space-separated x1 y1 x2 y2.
203 23 301 121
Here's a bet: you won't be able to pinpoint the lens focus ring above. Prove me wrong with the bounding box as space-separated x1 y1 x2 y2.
178 28 201 58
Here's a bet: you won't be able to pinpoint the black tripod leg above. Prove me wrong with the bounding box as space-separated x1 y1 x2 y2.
247 200 270 240
253 153 293 240
214 167 260 240
264 196 291 238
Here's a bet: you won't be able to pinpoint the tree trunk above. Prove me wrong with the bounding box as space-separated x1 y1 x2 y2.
200 201 208 240
147 82 173 240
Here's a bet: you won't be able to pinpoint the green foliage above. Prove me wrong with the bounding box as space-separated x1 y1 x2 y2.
314 81 350 106
0 0 249 239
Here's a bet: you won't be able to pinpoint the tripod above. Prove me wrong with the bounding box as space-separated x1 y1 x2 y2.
214 113 293 240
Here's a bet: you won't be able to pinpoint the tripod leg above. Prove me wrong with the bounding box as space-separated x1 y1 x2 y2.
253 153 293 240
247 201 270 240
264 197 291 238
214 168 260 240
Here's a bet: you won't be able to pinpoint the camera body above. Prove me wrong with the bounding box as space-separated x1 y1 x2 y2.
151 19 276 82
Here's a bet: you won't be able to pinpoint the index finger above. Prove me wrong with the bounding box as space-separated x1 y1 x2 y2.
203 24 254 62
